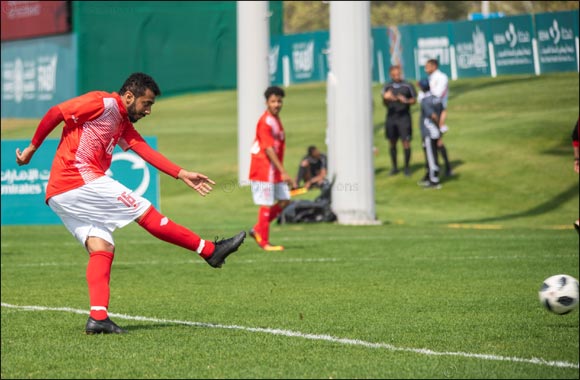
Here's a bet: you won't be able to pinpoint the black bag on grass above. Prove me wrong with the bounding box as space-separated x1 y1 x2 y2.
277 181 336 224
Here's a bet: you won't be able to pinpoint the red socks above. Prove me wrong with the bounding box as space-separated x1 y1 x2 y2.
254 204 283 244
87 251 114 320
269 204 283 222
137 207 215 258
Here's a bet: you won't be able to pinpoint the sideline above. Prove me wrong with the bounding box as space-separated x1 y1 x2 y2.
2 302 578 370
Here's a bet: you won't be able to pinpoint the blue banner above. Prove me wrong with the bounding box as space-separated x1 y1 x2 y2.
1 137 160 226
1 34 77 118
535 10 579 73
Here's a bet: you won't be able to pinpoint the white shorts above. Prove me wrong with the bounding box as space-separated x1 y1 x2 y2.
251 181 290 206
48 176 152 248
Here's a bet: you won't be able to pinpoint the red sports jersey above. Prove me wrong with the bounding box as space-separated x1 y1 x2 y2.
45 91 146 201
248 110 285 183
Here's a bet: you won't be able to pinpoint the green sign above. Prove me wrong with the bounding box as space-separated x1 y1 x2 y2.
1 34 77 118
413 21 454 79
535 10 579 73
452 20 491 77
1 137 160 226
489 15 535 75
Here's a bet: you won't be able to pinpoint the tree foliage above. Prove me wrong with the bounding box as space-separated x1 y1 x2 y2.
283 1 579 34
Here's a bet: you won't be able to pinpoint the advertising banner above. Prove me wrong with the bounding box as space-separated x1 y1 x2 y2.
489 14 535 75
452 20 491 78
535 10 579 73
389 24 417 80
413 21 454 80
1 137 160 226
1 34 77 118
1 1 70 41
284 31 328 84
371 27 390 84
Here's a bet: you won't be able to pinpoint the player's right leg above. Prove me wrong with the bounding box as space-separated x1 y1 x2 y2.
48 187 128 334
386 119 399 175
249 181 287 251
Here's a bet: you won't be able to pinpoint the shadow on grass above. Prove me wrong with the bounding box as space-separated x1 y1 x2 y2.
448 182 579 224
448 75 541 101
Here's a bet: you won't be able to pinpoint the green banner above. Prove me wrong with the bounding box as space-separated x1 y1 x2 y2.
389 24 417 80
489 15 535 75
1 34 77 118
413 21 454 80
535 10 579 73
452 20 491 78
1 137 160 226
372 27 391 83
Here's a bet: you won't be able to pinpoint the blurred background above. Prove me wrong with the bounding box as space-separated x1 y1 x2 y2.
1 1 578 118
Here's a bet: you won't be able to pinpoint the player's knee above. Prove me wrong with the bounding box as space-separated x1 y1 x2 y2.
300 160 310 168
86 237 115 253
278 200 290 209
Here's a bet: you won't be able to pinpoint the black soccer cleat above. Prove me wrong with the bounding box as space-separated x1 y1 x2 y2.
85 317 126 335
205 231 246 268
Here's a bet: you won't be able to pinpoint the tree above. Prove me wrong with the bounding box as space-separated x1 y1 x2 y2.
283 1 579 34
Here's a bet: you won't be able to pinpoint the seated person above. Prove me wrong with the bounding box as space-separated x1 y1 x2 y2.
295 145 328 190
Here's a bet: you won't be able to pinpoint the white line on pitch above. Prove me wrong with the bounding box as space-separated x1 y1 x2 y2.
1 302 578 370
1 254 574 269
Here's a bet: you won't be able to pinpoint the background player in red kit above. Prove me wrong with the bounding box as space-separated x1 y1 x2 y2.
15 72 246 334
248 86 296 251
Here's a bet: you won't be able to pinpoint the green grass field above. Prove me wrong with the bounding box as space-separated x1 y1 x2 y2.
1 72 579 379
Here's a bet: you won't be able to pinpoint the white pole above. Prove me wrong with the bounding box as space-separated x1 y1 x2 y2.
532 38 541 76
450 45 458 80
237 2 270 186
482 1 490 17
488 41 497 78
328 1 378 225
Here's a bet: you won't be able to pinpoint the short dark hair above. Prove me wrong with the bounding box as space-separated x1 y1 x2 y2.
119 72 161 98
264 86 285 100
426 59 439 68
389 65 401 72
307 145 317 156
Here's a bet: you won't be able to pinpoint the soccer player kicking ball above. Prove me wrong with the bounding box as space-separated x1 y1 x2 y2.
248 86 296 251
15 72 246 334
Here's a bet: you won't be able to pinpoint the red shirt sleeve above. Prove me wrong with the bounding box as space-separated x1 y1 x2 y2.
120 125 182 179
257 118 274 150
31 106 64 148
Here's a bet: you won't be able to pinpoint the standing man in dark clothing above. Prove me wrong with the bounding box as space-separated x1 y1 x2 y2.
382 65 417 176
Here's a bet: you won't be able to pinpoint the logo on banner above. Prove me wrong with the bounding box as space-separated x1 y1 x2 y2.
292 41 314 79
417 37 450 66
105 152 151 197
2 54 58 103
269 44 280 76
493 22 532 67
494 23 531 47
537 18 576 64
456 25 488 70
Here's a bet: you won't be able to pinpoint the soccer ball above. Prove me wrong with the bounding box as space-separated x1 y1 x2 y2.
538 274 579 315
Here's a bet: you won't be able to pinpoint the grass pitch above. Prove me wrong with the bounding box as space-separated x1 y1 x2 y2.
1 72 579 379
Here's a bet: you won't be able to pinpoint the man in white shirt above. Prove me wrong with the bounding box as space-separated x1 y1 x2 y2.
425 59 453 176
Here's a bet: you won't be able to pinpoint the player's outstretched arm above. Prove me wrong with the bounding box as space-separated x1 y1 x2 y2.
16 145 37 166
177 169 216 197
15 106 64 166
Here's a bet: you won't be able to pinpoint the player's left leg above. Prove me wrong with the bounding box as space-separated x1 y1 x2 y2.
137 206 245 268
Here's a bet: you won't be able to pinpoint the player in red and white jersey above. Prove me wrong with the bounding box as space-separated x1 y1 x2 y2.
248 86 296 251
16 73 246 334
